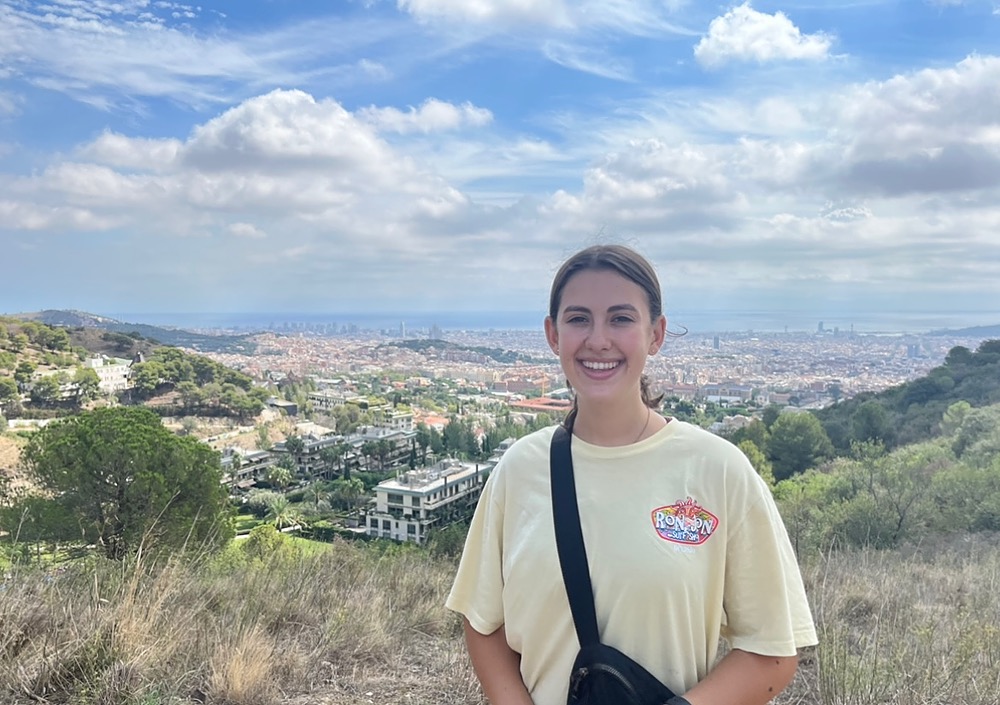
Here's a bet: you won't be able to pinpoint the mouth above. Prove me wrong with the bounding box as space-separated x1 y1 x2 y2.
580 360 622 371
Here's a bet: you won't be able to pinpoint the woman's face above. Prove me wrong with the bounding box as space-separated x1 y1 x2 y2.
545 268 666 409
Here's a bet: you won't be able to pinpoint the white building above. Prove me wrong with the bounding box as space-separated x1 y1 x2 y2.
366 458 493 544
84 355 133 394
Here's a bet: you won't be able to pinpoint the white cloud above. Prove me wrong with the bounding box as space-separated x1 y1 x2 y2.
358 98 493 134
4 51 1000 315
541 42 634 81
0 2 408 110
398 0 574 27
227 222 267 239
694 3 834 68
79 132 182 171
397 0 696 35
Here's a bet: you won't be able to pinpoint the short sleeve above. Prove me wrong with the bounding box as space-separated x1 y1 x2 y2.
445 468 506 636
721 478 818 656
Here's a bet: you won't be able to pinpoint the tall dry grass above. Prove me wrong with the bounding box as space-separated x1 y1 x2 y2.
780 533 1000 705
0 539 480 705
2 533 1000 704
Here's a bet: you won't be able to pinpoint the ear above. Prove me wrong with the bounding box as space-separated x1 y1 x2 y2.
544 316 559 355
648 315 666 355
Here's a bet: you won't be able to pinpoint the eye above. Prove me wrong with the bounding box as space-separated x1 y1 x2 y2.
566 315 588 324
612 315 635 324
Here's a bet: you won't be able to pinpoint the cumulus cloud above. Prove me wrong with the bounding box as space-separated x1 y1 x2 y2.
358 98 493 134
694 3 834 68
4 53 1000 314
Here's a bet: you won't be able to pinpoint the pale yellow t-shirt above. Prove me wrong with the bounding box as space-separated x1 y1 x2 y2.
446 421 817 705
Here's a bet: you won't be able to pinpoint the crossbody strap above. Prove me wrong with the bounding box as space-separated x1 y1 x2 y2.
550 424 601 648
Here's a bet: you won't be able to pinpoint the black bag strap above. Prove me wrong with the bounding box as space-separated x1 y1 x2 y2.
550 424 601 648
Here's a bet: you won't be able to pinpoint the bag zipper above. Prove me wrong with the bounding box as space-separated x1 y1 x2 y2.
570 664 643 703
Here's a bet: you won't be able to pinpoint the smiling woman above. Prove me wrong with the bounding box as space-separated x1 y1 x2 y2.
446 244 818 705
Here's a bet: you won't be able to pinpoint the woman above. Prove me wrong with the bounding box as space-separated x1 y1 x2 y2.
447 245 817 705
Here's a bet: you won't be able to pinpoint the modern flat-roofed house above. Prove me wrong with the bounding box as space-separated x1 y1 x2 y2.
365 458 493 544
84 355 133 394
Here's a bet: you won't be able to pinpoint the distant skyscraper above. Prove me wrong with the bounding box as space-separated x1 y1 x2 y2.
713 335 720 350
400 321 406 338
817 321 825 333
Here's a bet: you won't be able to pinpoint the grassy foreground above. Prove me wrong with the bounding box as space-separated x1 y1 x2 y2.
2 533 999 705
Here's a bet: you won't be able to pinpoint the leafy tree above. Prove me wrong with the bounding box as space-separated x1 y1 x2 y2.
851 400 894 445
284 435 305 456
940 401 972 437
415 423 431 464
255 424 272 450
30 374 65 405
361 440 379 470
73 366 101 402
952 405 1000 458
737 440 774 486
945 345 974 367
246 489 283 519
0 376 18 403
14 361 36 385
761 404 782 430
130 361 167 398
767 412 834 481
9 333 28 352
241 523 292 561
15 407 232 559
726 419 768 454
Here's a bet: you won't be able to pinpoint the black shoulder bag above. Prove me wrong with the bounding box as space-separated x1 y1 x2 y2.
550 425 690 705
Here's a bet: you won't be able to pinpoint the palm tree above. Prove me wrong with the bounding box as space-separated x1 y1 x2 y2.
266 495 303 531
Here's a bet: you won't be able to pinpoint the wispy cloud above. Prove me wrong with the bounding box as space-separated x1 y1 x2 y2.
359 98 493 134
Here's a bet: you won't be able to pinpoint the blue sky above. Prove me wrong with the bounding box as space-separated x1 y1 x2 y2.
2 0 1000 330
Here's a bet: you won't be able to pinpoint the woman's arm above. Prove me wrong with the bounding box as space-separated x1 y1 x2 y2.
681 649 798 705
463 619 535 705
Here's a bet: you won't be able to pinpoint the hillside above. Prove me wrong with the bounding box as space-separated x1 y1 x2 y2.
12 310 257 354
0 316 268 423
814 338 1000 451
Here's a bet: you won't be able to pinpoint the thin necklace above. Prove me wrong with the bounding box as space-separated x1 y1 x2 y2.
633 407 652 443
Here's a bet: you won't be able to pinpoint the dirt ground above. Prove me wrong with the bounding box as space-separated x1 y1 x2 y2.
0 434 28 492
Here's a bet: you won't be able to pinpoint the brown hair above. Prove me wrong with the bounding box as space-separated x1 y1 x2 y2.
548 244 666 429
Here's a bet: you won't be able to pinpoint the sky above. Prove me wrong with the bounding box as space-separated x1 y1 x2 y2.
2 0 1000 331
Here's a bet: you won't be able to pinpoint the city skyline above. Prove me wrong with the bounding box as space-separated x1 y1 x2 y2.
2 1 1000 322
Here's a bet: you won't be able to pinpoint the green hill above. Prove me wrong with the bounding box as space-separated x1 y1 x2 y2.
815 339 1000 452
11 310 257 354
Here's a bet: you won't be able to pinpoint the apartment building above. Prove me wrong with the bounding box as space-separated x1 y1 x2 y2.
84 355 133 393
365 458 493 544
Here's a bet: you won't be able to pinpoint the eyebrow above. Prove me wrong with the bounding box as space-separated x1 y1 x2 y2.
562 304 640 315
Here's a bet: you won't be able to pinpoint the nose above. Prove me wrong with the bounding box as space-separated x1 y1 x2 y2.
587 322 612 350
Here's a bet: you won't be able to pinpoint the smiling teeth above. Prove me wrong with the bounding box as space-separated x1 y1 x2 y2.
582 361 619 370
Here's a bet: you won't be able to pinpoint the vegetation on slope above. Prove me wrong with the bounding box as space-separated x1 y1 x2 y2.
815 339 1000 452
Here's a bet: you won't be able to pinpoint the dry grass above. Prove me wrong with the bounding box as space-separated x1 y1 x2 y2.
2 534 999 705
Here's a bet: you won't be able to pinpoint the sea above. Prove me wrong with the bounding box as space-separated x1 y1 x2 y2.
108 310 1000 336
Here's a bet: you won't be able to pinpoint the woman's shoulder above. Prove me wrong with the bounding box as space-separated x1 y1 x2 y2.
497 425 559 462
662 420 763 484
666 419 745 455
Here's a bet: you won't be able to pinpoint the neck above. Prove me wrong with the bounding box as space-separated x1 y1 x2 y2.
571 398 659 447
